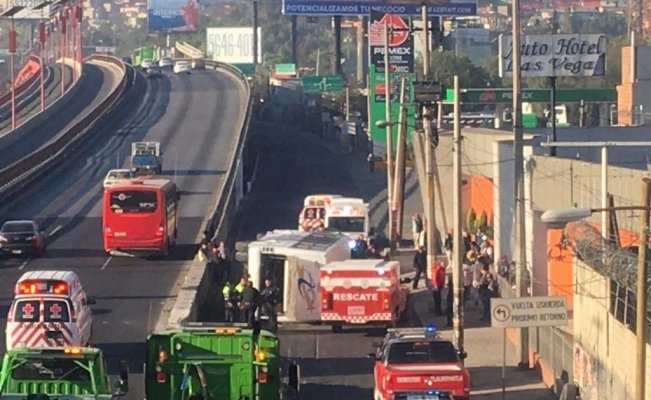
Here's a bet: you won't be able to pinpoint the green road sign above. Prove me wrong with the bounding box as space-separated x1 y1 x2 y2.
302 75 344 93
275 63 297 75
443 88 616 103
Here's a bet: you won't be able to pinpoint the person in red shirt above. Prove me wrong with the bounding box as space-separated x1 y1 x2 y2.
431 262 446 316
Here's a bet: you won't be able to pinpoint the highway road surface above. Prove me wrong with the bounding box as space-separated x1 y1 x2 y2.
0 67 248 399
0 63 73 135
0 60 119 170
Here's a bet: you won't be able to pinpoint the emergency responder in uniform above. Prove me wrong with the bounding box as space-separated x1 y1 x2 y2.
241 281 260 325
259 278 280 332
234 275 248 323
222 282 235 322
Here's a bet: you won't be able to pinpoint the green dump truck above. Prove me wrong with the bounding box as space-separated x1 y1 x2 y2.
145 323 300 400
0 346 129 400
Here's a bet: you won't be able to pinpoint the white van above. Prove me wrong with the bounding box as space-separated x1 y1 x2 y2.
6 270 95 350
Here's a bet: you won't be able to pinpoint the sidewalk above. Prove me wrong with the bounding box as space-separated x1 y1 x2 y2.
331 135 557 400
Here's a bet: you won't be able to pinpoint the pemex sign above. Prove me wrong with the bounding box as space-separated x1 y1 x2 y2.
369 12 413 74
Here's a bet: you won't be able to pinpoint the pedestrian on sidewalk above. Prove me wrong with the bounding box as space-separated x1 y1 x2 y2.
412 214 423 249
367 153 375 172
432 262 446 316
412 246 427 289
445 275 454 327
462 261 473 303
478 264 497 321
444 231 453 264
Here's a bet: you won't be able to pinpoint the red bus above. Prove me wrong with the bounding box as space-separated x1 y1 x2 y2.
102 178 180 257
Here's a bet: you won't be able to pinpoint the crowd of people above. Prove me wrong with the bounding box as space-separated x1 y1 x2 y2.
222 275 281 332
411 216 504 325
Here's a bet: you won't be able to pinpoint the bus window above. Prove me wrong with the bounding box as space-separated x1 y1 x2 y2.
44 300 70 322
110 190 157 213
14 300 39 322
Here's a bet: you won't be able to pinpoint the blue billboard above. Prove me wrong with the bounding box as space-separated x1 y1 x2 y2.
148 0 199 32
282 0 477 16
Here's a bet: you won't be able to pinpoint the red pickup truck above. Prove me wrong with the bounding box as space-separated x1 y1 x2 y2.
371 326 471 400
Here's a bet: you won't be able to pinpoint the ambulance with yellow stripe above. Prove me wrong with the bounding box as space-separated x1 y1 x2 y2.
6 271 95 350
324 197 370 239
320 259 409 332
298 194 341 232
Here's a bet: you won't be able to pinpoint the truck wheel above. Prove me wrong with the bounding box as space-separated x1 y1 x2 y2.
235 241 250 253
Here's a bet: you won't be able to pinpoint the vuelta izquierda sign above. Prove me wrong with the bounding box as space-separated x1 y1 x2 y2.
498 33 606 78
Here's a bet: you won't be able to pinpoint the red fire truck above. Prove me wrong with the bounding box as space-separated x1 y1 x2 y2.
320 259 409 332
371 326 471 400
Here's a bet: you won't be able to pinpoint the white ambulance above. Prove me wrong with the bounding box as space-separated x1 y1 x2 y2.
6 270 95 350
298 194 341 232
320 259 409 331
247 230 351 323
324 197 370 239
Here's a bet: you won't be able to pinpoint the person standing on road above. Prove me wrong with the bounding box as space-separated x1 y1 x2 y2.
234 275 248 322
445 275 454 327
412 246 427 289
478 264 496 321
241 281 260 325
222 282 235 322
412 214 423 249
432 262 446 316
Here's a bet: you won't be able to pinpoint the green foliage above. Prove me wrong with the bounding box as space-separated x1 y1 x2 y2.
429 51 491 88
466 208 477 234
476 210 488 232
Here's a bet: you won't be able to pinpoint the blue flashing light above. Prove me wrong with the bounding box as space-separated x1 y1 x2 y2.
348 240 357 249
425 324 436 333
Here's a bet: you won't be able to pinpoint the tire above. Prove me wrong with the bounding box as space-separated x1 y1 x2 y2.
331 324 343 333
161 241 170 258
235 241 250 253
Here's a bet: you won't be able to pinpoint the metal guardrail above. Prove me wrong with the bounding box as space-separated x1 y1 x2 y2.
201 60 253 241
0 55 130 202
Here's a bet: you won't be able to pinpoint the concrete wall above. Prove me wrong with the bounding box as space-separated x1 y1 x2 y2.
573 259 651 400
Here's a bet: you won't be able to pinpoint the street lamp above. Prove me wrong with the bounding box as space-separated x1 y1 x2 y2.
1 6 25 131
541 178 650 400
32 1 52 112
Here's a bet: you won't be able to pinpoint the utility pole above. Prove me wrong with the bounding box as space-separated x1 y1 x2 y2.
635 177 650 400
252 0 259 66
291 15 298 67
334 16 342 75
452 75 465 360
393 77 407 245
512 0 530 368
383 18 395 247
356 17 365 85
422 3 437 279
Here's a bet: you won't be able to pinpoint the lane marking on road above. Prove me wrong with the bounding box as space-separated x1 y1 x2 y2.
49 225 62 236
100 257 112 270
18 259 30 270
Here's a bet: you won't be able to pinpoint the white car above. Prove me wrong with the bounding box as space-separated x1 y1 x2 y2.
173 61 191 75
158 57 173 69
103 169 134 189
141 59 155 69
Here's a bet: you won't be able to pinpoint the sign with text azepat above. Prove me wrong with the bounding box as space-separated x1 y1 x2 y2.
206 27 262 64
490 296 568 328
499 34 606 78
282 0 477 16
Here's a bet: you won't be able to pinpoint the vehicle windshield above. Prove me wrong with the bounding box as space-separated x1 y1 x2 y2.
328 216 365 233
387 341 458 364
132 155 157 166
2 222 34 233
11 358 91 381
110 190 158 213
108 171 132 180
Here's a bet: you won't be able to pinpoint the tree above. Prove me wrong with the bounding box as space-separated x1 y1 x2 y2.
429 51 491 88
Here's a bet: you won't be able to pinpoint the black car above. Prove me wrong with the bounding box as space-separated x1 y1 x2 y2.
0 220 47 258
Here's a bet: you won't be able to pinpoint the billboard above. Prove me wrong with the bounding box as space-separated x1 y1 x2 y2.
282 0 477 16
147 0 198 32
2 0 58 20
206 27 261 64
499 34 606 78
368 11 415 148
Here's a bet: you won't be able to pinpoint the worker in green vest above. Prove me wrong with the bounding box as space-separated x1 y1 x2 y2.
222 282 235 322
233 275 248 323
